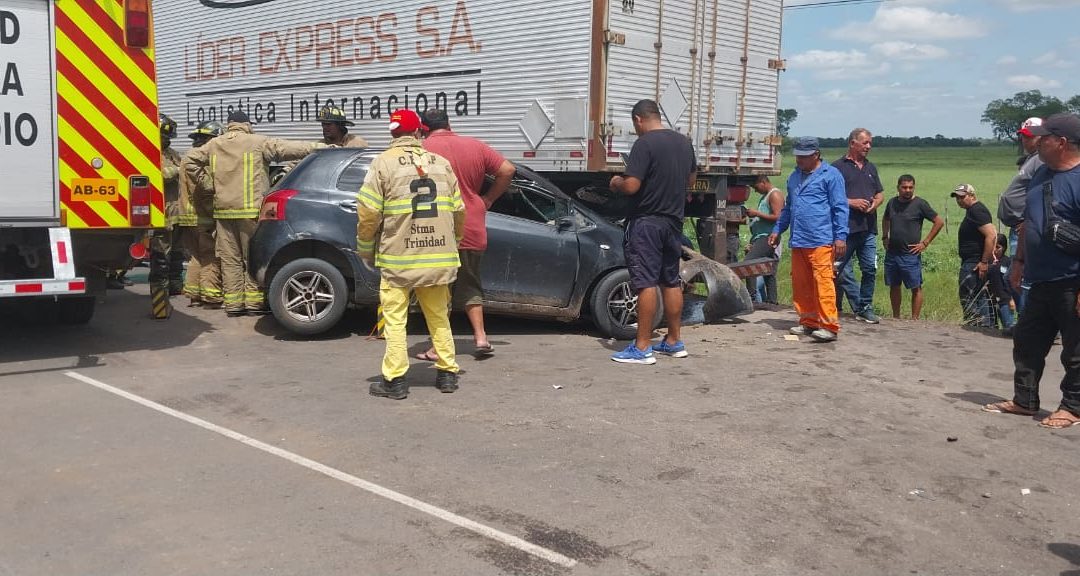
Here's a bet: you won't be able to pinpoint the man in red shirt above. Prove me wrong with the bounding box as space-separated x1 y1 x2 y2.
416 109 515 358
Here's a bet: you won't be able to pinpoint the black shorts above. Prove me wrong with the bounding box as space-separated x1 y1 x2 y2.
625 215 683 291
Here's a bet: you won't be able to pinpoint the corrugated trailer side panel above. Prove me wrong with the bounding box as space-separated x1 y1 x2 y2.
154 0 593 172
605 0 781 175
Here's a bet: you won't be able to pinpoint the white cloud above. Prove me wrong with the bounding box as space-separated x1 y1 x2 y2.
822 89 848 102
996 55 1018 66
1032 50 1074 69
830 5 986 42
1007 75 1062 89
871 41 948 61
788 49 891 80
996 0 1080 12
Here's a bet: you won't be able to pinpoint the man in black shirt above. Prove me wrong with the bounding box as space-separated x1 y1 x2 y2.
833 128 885 323
881 174 944 319
609 99 697 364
951 184 997 328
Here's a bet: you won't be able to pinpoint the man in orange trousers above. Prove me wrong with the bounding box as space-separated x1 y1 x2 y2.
769 137 849 342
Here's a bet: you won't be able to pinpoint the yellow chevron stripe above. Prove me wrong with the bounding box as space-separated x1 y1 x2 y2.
58 1 156 100
55 130 129 227
55 73 159 178
54 30 156 140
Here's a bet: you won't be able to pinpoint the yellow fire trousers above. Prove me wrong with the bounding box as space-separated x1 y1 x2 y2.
380 279 459 380
180 225 222 304
216 218 264 312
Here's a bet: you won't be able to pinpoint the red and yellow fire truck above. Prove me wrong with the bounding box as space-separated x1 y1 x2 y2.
0 0 164 322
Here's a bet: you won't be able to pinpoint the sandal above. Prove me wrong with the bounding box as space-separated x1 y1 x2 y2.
414 350 439 362
982 400 1037 416
1039 409 1080 429
473 343 494 357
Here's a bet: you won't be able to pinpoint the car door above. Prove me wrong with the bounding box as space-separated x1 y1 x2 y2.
484 178 579 308
328 153 380 295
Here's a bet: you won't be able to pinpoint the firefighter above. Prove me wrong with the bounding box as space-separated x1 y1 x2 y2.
152 113 187 295
185 110 326 317
316 106 369 147
178 120 225 308
358 109 465 400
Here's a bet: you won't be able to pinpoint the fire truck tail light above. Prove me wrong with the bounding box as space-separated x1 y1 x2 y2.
129 175 152 226
125 0 150 48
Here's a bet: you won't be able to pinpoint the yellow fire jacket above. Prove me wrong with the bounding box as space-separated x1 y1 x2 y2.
356 136 465 288
177 146 215 228
185 122 322 219
162 146 182 227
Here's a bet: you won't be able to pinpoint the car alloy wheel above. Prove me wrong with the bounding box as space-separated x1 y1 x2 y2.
268 257 349 335
281 270 336 323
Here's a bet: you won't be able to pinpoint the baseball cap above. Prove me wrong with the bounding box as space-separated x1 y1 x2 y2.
1017 117 1042 138
388 109 426 136
792 136 820 157
950 183 976 198
1027 112 1080 142
227 110 251 124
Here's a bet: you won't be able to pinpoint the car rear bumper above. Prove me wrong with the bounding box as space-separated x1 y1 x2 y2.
249 221 295 286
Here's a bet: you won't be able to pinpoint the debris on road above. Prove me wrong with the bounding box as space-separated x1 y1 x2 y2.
1021 488 1031 496
947 436 958 442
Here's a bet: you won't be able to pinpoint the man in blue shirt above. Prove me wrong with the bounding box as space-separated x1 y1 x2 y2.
833 128 885 323
984 113 1080 429
769 137 849 342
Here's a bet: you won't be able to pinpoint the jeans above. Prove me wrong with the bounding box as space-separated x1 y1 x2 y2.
959 259 994 328
835 230 877 314
1009 227 1030 313
1012 279 1080 415
744 236 778 304
997 302 1015 330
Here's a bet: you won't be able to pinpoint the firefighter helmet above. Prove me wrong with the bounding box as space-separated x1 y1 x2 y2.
316 106 354 126
159 113 178 138
188 120 225 139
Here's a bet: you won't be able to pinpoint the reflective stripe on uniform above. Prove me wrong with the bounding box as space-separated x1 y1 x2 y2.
375 252 460 269
358 186 383 211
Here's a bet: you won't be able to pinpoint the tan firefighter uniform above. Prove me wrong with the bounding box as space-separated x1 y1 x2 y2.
151 146 187 294
357 135 465 383
178 148 222 306
186 118 324 314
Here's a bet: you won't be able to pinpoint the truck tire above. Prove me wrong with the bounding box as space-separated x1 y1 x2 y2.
589 268 663 340
268 257 348 336
58 296 96 325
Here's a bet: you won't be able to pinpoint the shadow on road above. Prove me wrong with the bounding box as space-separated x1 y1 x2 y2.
1049 542 1080 576
0 287 214 365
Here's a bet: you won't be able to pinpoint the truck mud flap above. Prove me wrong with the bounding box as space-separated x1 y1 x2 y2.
679 248 753 323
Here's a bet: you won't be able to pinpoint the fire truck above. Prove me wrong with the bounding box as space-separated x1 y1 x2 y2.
0 0 164 323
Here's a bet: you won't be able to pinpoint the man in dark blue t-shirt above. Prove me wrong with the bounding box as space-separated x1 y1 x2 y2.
608 99 697 364
832 128 885 323
984 113 1080 429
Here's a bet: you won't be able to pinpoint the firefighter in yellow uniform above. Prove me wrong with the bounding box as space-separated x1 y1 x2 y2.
186 110 325 316
358 109 465 400
317 106 368 147
178 120 225 307
153 113 187 295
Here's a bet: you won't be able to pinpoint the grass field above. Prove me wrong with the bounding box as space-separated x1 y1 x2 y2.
726 146 1022 324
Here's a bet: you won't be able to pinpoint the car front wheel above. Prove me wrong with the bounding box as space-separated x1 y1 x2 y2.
589 268 663 340
268 258 349 336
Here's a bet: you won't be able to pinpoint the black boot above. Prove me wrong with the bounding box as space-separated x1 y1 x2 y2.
434 370 459 393
370 376 408 400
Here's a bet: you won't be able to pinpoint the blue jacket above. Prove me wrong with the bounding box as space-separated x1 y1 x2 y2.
773 162 849 248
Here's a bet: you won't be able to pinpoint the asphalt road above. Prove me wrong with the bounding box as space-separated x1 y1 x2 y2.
2 282 1079 576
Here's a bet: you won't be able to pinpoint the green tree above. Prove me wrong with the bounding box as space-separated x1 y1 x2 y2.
776 108 798 137
982 90 1069 142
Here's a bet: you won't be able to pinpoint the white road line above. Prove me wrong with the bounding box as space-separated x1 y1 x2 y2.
64 371 577 569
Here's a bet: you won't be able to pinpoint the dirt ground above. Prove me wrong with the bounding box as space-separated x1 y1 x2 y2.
1 285 1078 576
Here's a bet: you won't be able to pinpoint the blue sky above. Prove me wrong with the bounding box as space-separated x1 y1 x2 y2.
779 0 1080 138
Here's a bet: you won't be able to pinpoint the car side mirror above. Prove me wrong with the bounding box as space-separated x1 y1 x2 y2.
555 216 574 231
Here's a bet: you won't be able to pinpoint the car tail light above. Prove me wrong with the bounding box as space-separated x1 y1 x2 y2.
125 0 150 48
129 175 152 226
260 189 298 221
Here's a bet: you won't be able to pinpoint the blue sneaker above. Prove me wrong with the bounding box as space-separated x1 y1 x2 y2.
611 343 656 365
651 339 688 358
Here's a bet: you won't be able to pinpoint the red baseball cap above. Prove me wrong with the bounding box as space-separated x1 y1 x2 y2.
1017 117 1042 138
389 109 426 136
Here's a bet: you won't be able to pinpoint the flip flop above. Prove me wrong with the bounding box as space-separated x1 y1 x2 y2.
1039 410 1080 429
473 344 494 357
982 400 1037 416
414 351 439 362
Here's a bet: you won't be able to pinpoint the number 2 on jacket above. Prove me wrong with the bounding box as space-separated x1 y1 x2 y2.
411 177 438 219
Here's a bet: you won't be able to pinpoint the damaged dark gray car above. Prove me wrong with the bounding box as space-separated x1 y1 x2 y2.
249 148 751 337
